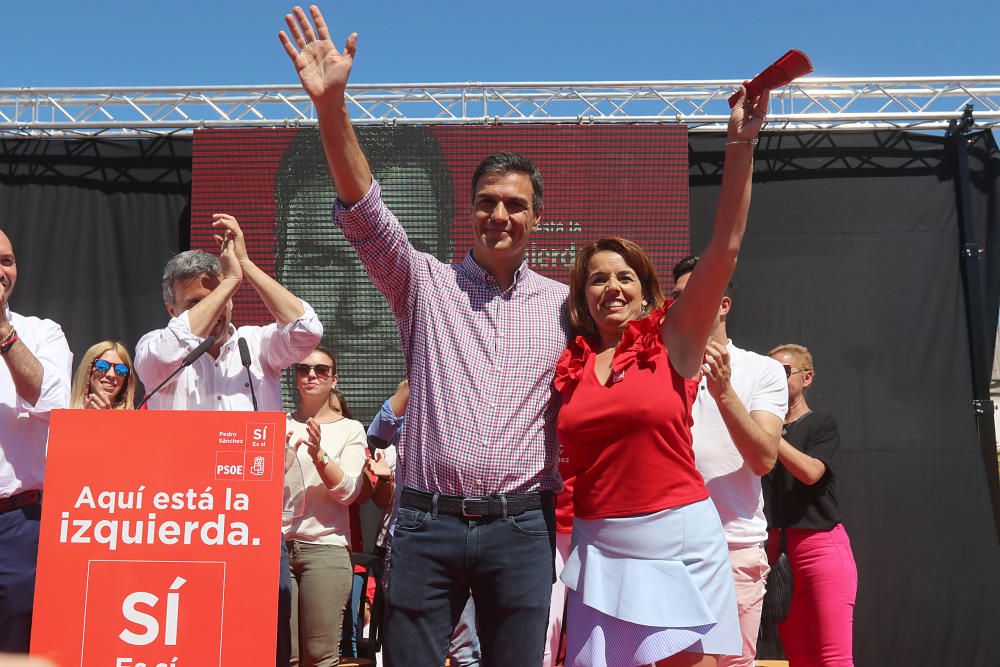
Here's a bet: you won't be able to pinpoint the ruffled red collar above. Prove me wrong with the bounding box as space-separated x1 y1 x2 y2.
554 302 670 395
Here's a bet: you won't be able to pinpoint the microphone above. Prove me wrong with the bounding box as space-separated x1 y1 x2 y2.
136 335 216 409
182 335 217 367
238 337 259 412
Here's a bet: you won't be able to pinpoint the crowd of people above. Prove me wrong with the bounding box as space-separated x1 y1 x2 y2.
0 5 858 667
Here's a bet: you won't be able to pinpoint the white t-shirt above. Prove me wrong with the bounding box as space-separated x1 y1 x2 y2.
692 341 788 546
283 415 368 546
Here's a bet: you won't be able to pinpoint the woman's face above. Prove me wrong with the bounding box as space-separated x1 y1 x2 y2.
295 350 337 401
771 351 812 401
584 250 647 339
90 350 128 402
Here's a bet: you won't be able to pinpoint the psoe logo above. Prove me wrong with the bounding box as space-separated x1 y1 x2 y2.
82 560 224 667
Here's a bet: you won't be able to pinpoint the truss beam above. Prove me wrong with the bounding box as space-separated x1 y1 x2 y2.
1 77 999 137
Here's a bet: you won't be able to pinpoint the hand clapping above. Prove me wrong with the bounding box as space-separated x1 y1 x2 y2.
702 340 733 400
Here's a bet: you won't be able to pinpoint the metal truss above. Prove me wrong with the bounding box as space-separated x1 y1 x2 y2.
1 76 999 137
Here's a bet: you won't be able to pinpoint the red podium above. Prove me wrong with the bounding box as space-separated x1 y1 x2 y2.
30 409 286 667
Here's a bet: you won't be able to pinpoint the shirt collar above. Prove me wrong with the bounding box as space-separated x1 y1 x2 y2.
460 250 530 290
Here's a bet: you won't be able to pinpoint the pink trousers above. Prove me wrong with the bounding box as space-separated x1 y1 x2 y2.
773 525 857 667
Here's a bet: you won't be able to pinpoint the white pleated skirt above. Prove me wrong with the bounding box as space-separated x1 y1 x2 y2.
561 497 740 667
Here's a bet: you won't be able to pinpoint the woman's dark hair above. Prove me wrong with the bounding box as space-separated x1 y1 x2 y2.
567 237 665 343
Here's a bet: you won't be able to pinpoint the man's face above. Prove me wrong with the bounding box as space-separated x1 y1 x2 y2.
165 273 233 345
471 171 539 264
0 231 18 304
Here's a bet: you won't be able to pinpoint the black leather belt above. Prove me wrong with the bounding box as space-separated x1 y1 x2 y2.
401 488 549 518
0 490 41 514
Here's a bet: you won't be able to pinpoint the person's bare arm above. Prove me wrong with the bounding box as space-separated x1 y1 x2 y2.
703 340 781 475
776 438 827 485
213 214 304 324
183 236 242 337
0 287 43 405
664 87 768 378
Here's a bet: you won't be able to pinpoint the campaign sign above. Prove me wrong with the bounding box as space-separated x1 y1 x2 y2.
31 410 285 667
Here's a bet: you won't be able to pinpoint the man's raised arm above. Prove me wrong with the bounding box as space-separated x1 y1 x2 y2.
280 5 371 205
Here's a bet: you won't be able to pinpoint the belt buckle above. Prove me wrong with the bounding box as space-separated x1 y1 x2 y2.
461 497 485 517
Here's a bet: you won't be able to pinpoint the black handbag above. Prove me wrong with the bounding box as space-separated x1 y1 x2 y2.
762 531 793 626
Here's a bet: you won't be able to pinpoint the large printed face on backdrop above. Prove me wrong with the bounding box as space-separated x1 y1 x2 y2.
274 128 454 411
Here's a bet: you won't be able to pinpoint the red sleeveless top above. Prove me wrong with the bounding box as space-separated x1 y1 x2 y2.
555 306 706 521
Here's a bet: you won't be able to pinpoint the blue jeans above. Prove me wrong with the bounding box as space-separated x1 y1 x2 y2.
382 493 555 667
0 503 40 653
342 571 366 657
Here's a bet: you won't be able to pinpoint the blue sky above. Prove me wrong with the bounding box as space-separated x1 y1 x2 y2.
4 0 998 87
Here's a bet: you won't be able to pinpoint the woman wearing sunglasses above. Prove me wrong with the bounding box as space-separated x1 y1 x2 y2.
764 344 857 667
283 346 367 667
69 341 136 410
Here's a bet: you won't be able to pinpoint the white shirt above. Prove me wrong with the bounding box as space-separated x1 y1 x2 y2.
283 416 368 546
133 300 322 412
0 308 72 497
692 341 788 546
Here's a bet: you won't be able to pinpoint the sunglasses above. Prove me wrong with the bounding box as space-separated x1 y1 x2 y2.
294 363 334 378
782 364 804 378
93 359 130 378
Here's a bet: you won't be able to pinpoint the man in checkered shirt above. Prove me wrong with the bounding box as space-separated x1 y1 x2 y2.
281 7 569 666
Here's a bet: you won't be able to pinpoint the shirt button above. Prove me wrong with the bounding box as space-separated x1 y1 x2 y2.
216 395 222 401
244 383 250 388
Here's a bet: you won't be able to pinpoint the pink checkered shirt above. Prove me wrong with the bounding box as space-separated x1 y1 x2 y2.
335 181 569 496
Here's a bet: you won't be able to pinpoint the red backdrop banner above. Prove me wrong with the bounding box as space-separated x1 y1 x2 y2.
190 125 689 419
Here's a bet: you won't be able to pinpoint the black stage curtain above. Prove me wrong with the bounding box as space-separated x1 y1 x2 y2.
689 130 1000 667
0 137 192 385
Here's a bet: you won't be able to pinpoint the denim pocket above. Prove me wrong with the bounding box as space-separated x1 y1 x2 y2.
395 506 429 532
507 508 550 537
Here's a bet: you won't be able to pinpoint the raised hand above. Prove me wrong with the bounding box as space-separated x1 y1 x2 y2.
212 214 249 265
84 386 112 410
279 5 357 104
294 417 324 462
702 340 733 401
728 83 769 142
213 217 244 284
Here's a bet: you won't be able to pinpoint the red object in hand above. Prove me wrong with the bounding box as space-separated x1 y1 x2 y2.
728 49 814 108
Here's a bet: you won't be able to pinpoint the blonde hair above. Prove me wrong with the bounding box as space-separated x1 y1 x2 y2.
70 340 136 410
768 342 815 374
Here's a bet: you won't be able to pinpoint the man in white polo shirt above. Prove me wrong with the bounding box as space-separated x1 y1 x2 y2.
672 256 786 667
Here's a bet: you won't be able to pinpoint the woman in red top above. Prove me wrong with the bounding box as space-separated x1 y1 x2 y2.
555 85 767 667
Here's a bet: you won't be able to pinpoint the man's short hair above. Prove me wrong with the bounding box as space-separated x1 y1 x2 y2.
671 254 734 297
162 250 221 304
471 152 544 212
